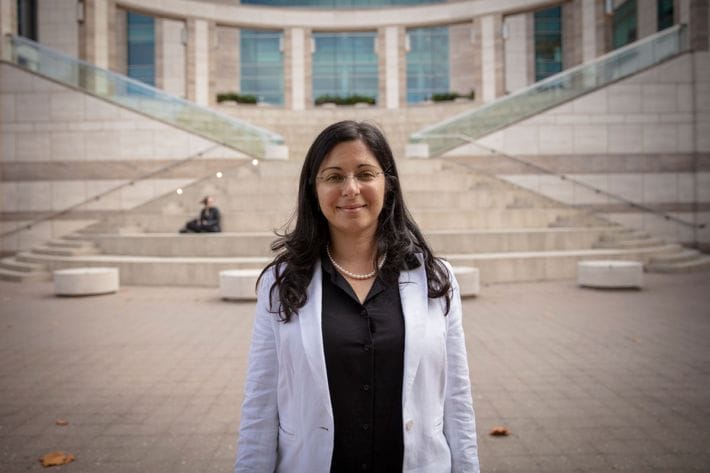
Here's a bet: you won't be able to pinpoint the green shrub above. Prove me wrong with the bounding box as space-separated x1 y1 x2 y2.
430 90 475 102
315 94 376 106
216 92 258 104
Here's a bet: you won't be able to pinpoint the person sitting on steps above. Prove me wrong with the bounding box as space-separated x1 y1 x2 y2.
179 195 221 233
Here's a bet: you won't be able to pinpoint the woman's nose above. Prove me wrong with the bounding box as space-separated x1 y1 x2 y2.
341 175 360 195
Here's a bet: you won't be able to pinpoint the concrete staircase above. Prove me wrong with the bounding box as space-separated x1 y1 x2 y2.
3 158 703 287
0 239 98 282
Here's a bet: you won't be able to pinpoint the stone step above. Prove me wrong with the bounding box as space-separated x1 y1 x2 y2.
599 230 650 242
0 267 51 282
648 248 702 264
161 189 534 212
14 244 681 286
0 257 46 273
46 239 96 249
443 244 681 283
79 208 584 233
646 256 710 273
31 245 100 257
592 237 665 250
75 227 625 257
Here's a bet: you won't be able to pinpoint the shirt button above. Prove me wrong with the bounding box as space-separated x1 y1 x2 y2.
360 308 368 317
363 344 370 352
363 384 370 391
362 423 369 430
405 420 414 431
361 464 368 470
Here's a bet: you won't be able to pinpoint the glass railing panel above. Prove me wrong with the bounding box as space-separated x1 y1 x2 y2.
6 35 283 159
411 24 689 156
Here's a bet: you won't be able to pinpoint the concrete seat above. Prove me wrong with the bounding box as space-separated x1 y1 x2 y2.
54 267 119 296
452 266 480 297
577 260 643 289
219 269 262 300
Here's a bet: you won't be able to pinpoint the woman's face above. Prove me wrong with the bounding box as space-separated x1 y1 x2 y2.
315 139 386 241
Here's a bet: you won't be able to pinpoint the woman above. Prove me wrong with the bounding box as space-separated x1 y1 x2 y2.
235 121 478 473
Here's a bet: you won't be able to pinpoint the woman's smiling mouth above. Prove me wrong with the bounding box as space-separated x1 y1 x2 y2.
338 204 367 212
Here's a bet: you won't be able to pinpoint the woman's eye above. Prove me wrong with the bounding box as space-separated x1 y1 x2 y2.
324 174 344 184
357 171 377 181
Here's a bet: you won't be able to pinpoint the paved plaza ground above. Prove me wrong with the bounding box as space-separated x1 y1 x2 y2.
0 271 709 472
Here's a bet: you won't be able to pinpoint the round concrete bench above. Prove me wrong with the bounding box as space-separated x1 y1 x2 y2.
220 266 480 301
54 267 119 296
219 269 262 300
452 266 480 297
577 260 643 289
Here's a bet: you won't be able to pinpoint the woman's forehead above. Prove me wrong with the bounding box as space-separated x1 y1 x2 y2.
319 140 379 169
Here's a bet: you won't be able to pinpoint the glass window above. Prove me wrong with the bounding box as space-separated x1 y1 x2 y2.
534 6 563 82
127 11 155 86
613 0 637 49
242 0 442 7
406 26 449 103
17 0 37 41
241 30 284 105
312 32 378 103
658 0 674 31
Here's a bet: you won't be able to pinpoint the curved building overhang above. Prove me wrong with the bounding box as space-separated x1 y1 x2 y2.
116 0 558 28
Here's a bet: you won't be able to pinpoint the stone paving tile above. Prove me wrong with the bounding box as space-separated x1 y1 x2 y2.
1 271 709 472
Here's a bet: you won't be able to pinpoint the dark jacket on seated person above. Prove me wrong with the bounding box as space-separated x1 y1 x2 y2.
182 206 221 233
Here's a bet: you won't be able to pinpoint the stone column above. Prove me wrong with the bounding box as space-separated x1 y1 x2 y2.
637 0 656 40
288 27 306 111
581 0 598 62
480 13 504 103
92 0 108 68
0 0 17 60
383 25 400 109
187 18 210 106
504 13 529 92
562 0 583 69
450 20 476 97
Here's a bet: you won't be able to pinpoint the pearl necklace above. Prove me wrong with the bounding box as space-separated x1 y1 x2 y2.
326 245 384 280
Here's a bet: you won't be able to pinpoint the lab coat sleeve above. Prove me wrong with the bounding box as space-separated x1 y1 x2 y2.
442 263 480 473
235 270 279 473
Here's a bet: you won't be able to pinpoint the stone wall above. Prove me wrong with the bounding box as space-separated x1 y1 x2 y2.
0 63 245 254
446 47 710 247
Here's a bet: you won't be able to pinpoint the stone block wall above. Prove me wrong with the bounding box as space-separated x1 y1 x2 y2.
0 62 246 254
446 46 710 247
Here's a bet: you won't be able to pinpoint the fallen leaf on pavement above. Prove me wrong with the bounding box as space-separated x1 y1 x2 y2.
489 426 509 436
39 451 75 467
55 419 69 426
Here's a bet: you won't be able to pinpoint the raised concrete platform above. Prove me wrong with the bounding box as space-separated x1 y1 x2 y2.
219 266 480 300
53 267 119 296
577 260 644 289
219 269 262 300
453 266 480 297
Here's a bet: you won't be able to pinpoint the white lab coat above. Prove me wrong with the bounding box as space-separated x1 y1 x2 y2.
235 257 479 473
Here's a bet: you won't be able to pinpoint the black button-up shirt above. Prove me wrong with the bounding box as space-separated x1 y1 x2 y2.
321 257 405 473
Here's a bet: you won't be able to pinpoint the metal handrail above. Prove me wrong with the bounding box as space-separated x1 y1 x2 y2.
432 134 706 231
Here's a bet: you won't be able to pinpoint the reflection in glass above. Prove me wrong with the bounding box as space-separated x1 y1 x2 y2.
406 26 449 103
241 30 284 105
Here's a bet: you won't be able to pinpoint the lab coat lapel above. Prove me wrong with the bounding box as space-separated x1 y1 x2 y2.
298 262 333 417
399 260 428 408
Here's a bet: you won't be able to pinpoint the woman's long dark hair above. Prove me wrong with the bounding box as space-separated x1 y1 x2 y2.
259 120 452 321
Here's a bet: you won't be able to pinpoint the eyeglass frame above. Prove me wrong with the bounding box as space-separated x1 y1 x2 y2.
314 169 387 187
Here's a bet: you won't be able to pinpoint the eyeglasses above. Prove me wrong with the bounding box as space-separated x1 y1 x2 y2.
315 170 385 187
